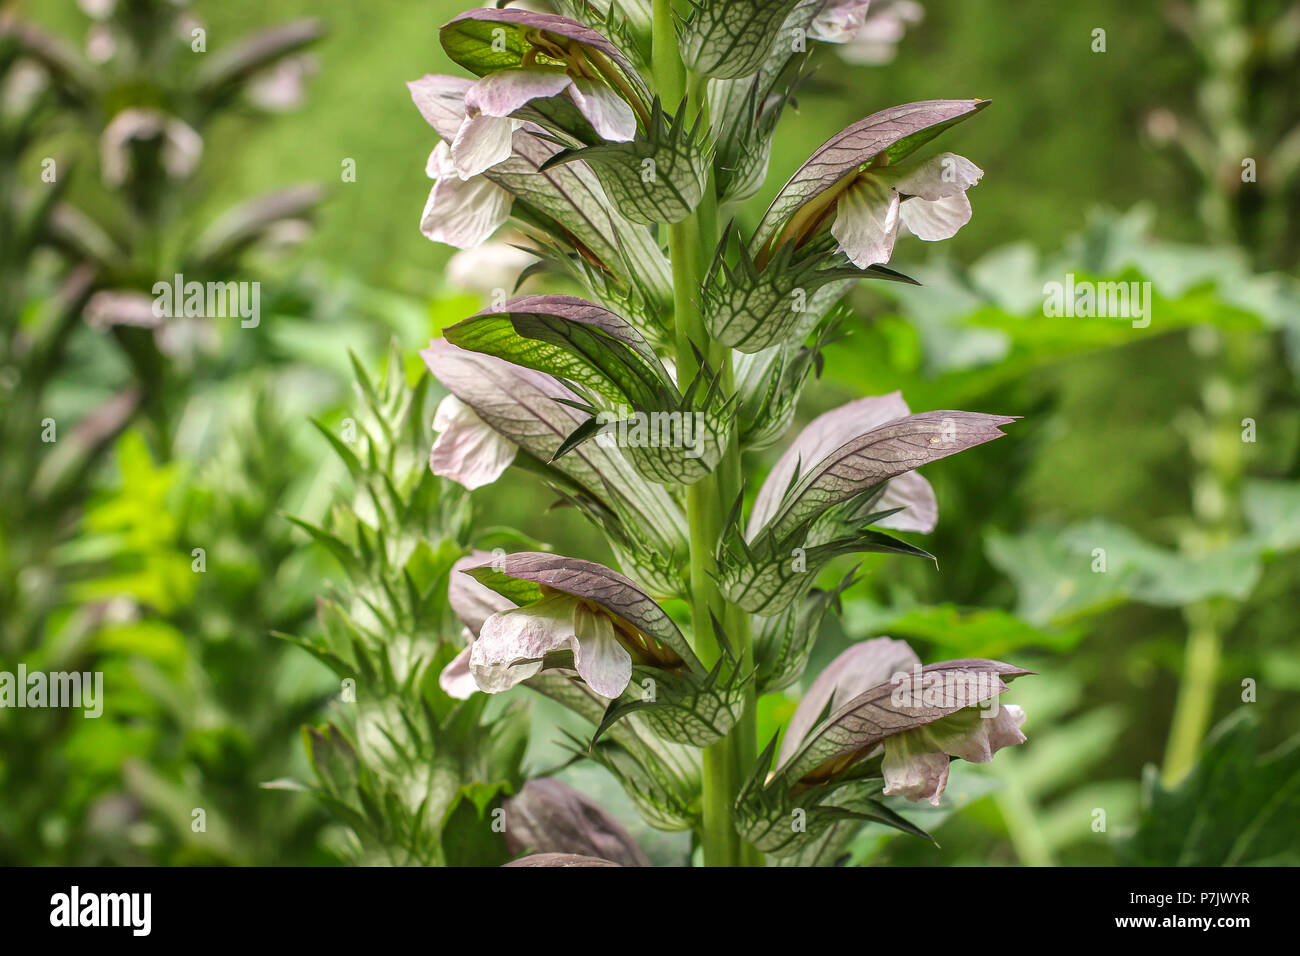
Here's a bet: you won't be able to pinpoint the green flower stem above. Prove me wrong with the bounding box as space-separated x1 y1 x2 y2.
1161 330 1257 785
1162 604 1225 785
654 1 761 866
994 771 1055 867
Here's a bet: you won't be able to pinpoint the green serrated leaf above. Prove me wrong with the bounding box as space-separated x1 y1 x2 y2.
720 524 931 616
703 225 914 352
680 0 802 79
543 100 709 224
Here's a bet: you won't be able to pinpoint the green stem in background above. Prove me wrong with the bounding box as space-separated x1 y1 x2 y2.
1162 603 1225 785
994 770 1054 867
1160 329 1258 786
652 1 760 866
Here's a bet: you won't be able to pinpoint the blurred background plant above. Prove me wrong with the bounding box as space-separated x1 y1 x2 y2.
283 344 530 866
2 0 1296 866
1 0 337 864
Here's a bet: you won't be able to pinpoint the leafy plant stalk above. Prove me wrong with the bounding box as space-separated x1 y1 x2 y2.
653 0 758 867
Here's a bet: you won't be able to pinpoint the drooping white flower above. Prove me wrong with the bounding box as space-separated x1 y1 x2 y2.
77 0 117 20
830 151 983 268
438 647 478 700
838 0 926 65
408 75 516 248
454 67 635 179
100 108 202 186
471 591 633 699
248 55 318 112
445 552 693 703
434 7 650 179
882 703 1026 805
808 0 873 43
420 140 514 249
773 641 1030 800
86 24 116 65
439 551 516 699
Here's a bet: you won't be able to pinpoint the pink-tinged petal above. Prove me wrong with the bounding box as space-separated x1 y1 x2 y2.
778 637 921 768
84 291 162 330
471 593 579 693
449 551 515 635
439 645 478 699
426 145 447 179
465 67 572 118
808 0 872 42
407 74 473 140
899 192 973 242
451 114 516 179
572 604 633 698
776 658 1033 787
429 394 517 488
752 100 988 255
831 175 901 268
872 470 938 533
749 392 911 539
887 152 983 201
882 736 951 805
419 163 513 249
933 702 1026 763
568 78 636 142
466 552 695 669
160 118 202 180
101 108 163 185
882 702 1027 804
990 703 1027 747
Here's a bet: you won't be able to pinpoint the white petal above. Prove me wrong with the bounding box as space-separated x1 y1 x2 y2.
426 143 450 179
466 68 572 117
748 392 911 539
872 470 938 533
448 550 516 635
899 192 972 241
572 605 632 698
429 394 517 488
420 174 513 249
439 644 479 699
986 703 1027 751
888 152 983 201
883 702 1028 804
568 78 636 142
407 74 474 140
808 0 871 42
882 734 952 806
831 176 900 268
161 118 202 180
470 594 579 694
100 108 164 186
451 114 516 179
930 704 1027 763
